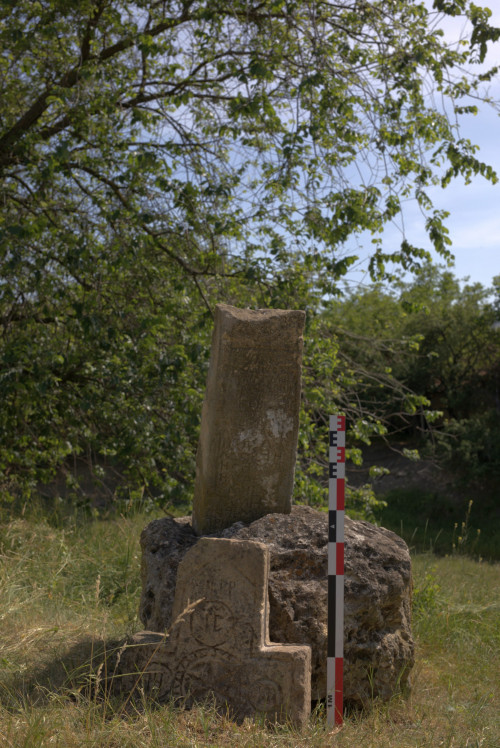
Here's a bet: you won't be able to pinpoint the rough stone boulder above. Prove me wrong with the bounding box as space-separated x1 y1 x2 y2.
139 505 414 706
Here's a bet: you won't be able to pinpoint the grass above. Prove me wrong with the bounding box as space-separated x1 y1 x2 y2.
0 501 499 747
376 487 500 561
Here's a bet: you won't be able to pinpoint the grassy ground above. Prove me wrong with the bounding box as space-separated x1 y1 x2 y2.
376 488 499 561
0 504 499 747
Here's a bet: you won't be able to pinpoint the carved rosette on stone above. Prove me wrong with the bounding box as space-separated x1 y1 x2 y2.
116 538 311 727
192 304 305 535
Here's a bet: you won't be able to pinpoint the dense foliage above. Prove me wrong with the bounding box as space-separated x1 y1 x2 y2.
1 1 499 510
326 266 500 478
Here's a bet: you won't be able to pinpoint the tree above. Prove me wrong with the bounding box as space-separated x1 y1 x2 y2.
1 0 499 506
324 265 500 481
395 267 499 418
395 267 500 478
326 266 500 420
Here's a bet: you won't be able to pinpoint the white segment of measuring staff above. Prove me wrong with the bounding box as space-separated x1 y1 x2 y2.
327 415 345 728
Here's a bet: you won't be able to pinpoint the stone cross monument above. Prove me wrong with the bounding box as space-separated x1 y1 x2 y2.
192 304 305 535
116 537 311 727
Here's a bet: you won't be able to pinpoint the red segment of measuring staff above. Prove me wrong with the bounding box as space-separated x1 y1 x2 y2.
327 415 345 728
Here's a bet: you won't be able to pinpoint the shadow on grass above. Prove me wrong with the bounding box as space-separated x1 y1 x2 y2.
0 636 125 711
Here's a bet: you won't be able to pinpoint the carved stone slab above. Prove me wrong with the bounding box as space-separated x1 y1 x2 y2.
192 304 305 535
116 538 311 727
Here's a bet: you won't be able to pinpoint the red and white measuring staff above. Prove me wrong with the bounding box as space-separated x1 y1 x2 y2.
327 414 345 728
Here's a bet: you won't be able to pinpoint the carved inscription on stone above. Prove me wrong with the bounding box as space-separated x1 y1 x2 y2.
116 538 311 727
191 304 305 535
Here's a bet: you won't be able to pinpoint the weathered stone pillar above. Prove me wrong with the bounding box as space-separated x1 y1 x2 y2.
192 304 305 535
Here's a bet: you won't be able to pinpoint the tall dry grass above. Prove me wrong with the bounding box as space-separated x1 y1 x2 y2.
0 506 498 747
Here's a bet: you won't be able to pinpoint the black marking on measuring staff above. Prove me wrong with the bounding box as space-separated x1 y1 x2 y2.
327 575 337 658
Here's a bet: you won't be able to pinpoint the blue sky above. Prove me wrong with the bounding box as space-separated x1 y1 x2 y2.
344 4 500 292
